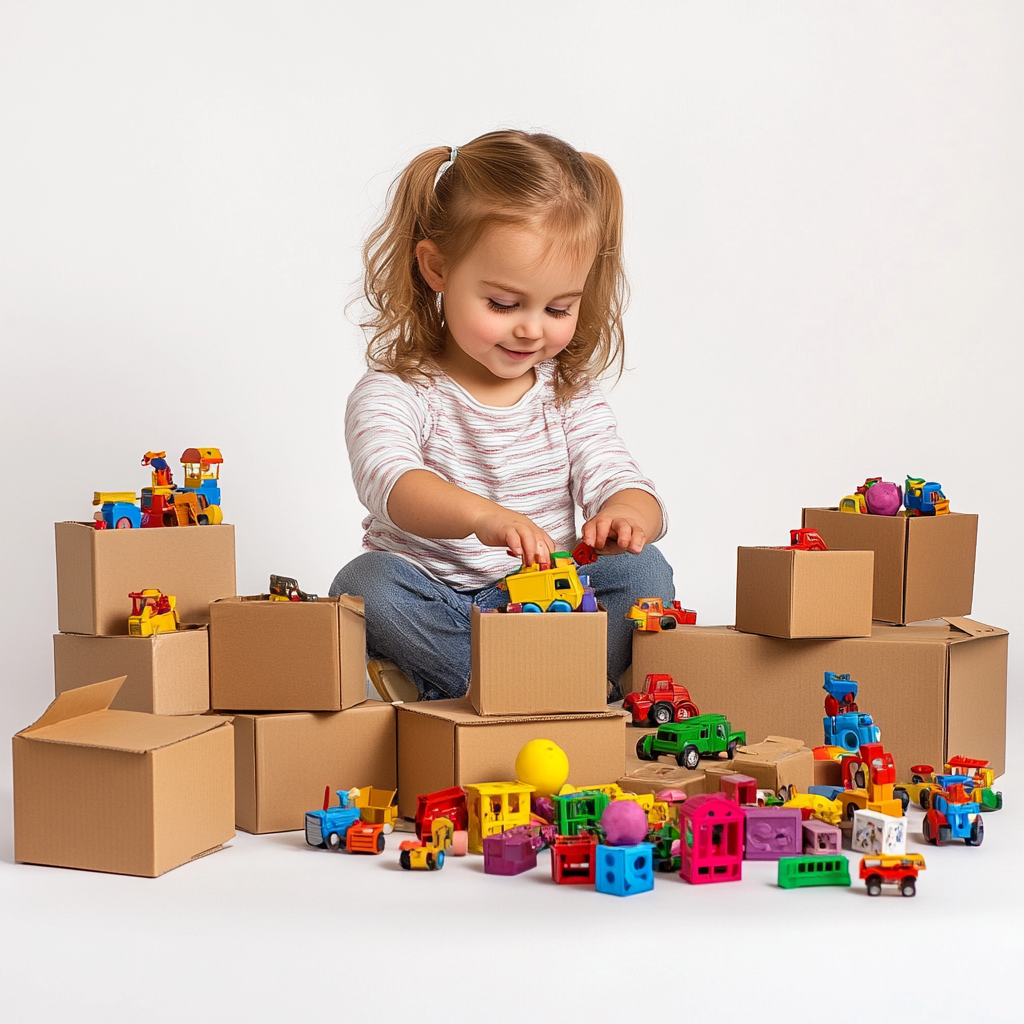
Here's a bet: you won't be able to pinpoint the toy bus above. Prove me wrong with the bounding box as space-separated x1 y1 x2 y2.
777 854 851 889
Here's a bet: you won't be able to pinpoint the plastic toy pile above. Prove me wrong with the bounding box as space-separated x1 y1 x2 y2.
839 475 949 517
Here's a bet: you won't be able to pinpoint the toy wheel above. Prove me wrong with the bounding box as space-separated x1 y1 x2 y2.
900 877 916 897
326 832 342 851
650 703 674 726
681 746 701 771
865 875 883 897
677 703 698 720
895 788 910 813
547 599 572 613
844 801 857 822
115 517 133 529
522 603 542 613
381 822 394 835
938 825 951 846
966 817 984 846
659 616 677 630
451 831 469 856
919 790 931 810
399 850 411 870
636 738 654 762
922 816 934 845
375 832 386 854
197 513 209 526
727 740 738 760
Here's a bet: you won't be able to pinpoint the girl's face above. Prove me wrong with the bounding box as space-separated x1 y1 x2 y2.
417 223 594 388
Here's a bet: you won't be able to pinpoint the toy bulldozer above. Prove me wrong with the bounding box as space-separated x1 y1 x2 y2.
127 590 180 637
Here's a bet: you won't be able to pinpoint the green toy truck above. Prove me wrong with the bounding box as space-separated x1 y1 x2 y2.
634 714 746 770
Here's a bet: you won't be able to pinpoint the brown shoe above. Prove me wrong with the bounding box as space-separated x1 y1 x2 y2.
367 659 420 703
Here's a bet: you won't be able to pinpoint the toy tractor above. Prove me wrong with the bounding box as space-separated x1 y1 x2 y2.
127 590 180 636
622 673 700 727
626 597 696 631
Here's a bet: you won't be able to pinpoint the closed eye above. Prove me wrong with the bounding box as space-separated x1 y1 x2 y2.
487 299 574 319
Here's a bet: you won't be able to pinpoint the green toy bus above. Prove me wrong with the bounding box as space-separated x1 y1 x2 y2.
777 854 851 889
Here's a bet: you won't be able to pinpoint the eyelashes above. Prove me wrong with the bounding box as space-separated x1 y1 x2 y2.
487 299 573 319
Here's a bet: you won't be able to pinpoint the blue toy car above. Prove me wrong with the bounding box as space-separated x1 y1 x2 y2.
305 787 361 851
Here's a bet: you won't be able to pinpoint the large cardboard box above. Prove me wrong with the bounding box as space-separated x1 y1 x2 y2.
397 699 626 818
13 677 235 876
631 618 1007 778
802 508 978 624
231 702 397 834
735 547 873 638
55 521 236 636
702 737 815 796
209 594 366 712
53 626 210 715
617 763 708 798
469 606 607 715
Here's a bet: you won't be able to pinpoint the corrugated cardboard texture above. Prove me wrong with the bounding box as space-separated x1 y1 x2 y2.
397 699 625 818
55 521 237 635
617 764 708 797
802 508 978 623
735 547 873 638
469 606 607 715
230 702 397 833
53 627 210 715
209 594 366 712
13 679 234 876
703 738 815 794
632 618 1007 778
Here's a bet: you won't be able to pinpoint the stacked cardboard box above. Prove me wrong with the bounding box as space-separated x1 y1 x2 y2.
397 606 627 817
208 593 397 833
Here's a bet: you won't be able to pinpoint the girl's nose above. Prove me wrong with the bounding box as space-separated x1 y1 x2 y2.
513 315 543 341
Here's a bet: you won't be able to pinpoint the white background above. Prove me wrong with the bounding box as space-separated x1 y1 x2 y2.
2 3 1022 1020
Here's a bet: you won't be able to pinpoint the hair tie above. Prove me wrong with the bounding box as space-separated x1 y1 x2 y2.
433 146 459 190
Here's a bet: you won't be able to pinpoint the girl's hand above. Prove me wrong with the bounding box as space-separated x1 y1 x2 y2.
472 509 556 569
581 507 648 556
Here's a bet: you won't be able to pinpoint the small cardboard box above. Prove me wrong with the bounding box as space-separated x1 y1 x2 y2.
397 699 625 819
13 677 235 876
616 764 708 798
53 626 210 715
702 737 816 796
231 702 397 834
735 547 873 638
55 521 237 636
632 617 1008 778
209 594 366 712
469 605 607 715
802 508 978 624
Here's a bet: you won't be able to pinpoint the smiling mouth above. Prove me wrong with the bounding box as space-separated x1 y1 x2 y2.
499 347 538 359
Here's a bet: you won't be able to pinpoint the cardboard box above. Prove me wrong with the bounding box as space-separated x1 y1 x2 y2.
735 546 873 638
802 508 978 624
469 605 607 715
702 737 816 796
53 626 210 715
55 521 236 636
209 594 366 712
631 618 1008 778
397 699 626 818
617 764 708 798
231 702 397 834
13 677 234 877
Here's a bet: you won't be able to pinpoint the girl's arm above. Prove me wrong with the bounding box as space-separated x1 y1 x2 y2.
388 469 557 570
580 487 663 556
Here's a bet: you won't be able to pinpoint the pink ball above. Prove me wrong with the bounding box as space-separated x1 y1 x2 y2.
600 801 649 847
865 481 902 516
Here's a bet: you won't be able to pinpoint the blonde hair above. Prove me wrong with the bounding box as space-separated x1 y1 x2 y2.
361 130 627 402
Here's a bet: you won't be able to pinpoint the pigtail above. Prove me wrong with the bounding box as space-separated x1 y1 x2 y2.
362 146 452 378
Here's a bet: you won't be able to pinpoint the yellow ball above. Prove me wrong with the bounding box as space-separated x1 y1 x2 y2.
515 739 570 798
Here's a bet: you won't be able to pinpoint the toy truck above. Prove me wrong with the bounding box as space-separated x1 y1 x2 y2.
837 744 904 820
399 816 453 870
622 673 700 727
93 491 142 529
625 598 696 631
944 756 1002 811
127 589 180 637
859 853 926 896
305 787 362 850
268 574 319 602
903 476 948 516
923 784 984 846
782 529 827 551
414 786 468 840
634 715 745 770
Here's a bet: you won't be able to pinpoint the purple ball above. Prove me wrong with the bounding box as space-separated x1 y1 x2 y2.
600 801 649 847
865 481 902 516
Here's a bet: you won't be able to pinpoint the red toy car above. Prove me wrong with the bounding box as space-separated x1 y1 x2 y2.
782 529 828 551
622 673 700 727
626 598 696 631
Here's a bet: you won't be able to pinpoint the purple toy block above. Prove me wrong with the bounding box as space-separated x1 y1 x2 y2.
743 806 803 860
803 818 843 856
483 831 540 875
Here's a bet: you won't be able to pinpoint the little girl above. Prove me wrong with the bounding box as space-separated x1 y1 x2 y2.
331 130 674 702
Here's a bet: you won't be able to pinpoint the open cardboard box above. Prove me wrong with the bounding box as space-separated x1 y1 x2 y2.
802 507 978 624
469 605 607 715
13 677 235 876
53 626 210 715
210 594 366 712
55 521 236 636
397 699 625 818
735 546 873 638
231 702 397 834
702 736 815 796
632 617 1007 778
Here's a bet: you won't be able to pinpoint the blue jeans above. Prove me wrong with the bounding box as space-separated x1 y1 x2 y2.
329 547 675 700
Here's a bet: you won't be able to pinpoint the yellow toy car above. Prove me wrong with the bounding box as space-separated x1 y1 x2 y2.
784 793 844 826
127 590 180 637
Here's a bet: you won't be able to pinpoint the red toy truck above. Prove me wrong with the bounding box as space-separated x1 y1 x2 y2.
859 853 926 896
626 598 696 631
622 673 700 727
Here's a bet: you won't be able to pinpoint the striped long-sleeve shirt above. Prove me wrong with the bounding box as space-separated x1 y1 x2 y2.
345 363 668 589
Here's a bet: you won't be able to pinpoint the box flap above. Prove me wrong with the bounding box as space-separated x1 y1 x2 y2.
735 736 807 760
19 676 127 733
24 709 233 753
942 617 1009 640
396 696 623 726
336 594 365 618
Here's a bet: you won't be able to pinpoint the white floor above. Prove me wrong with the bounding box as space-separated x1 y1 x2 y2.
2 776 1022 1023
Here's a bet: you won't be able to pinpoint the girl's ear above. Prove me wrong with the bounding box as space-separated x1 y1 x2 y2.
415 240 447 292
